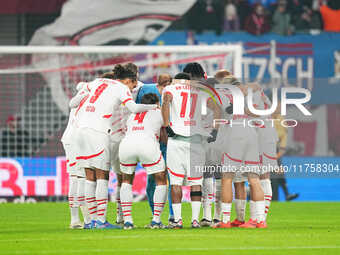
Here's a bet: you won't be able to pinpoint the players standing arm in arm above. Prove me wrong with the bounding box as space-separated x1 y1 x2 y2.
161 91 176 137
120 85 157 113
207 98 222 142
157 110 168 145
124 100 157 113
69 90 89 108
161 91 172 127
159 127 168 145
68 81 93 108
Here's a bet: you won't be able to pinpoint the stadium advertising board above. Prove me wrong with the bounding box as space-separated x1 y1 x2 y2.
0 157 339 201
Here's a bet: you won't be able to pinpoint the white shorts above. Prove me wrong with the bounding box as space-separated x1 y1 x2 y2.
259 141 278 175
167 136 205 186
204 141 221 166
222 127 260 175
119 135 165 175
62 142 78 176
75 127 111 171
62 142 86 177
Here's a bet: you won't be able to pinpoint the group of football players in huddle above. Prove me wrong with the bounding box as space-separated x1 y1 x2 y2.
61 62 278 229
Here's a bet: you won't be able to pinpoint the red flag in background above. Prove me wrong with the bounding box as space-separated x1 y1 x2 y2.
29 0 196 46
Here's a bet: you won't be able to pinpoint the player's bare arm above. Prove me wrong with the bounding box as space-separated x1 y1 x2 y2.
124 100 157 113
161 92 172 127
159 127 168 145
207 98 222 129
69 90 88 108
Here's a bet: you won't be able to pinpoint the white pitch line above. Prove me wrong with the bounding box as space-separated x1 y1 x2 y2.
0 246 339 254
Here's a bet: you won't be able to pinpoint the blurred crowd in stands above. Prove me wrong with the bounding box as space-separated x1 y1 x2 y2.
184 0 340 35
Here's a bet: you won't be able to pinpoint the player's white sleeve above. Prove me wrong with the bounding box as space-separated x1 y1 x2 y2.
119 84 156 113
69 90 89 108
125 100 157 113
153 109 164 127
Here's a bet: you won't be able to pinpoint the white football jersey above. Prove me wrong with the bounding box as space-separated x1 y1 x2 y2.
251 90 278 142
132 81 144 101
125 109 163 141
75 78 133 134
163 80 210 137
61 108 77 144
61 88 89 143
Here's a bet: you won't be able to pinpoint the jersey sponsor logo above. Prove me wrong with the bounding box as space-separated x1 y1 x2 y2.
184 120 196 126
132 126 145 131
85 105 95 112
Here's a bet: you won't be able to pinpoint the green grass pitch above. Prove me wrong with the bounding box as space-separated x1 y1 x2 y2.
1 201 339 255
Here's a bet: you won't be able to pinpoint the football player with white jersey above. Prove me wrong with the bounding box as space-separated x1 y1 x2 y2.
119 93 167 229
256 89 278 222
74 64 157 229
182 63 220 228
231 85 278 228
61 82 91 229
198 77 223 227
100 64 143 225
211 84 234 226
213 77 266 229
162 74 221 229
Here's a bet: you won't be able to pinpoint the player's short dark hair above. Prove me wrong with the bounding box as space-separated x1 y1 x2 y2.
112 64 137 81
101 72 115 79
124 63 138 75
183 62 205 79
141 93 159 104
174 72 191 80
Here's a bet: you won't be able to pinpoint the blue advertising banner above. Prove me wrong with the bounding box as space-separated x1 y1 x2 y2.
1 157 339 201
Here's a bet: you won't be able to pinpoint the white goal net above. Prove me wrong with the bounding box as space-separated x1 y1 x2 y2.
0 45 242 158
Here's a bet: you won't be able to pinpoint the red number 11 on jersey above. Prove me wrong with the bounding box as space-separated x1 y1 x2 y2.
180 92 198 118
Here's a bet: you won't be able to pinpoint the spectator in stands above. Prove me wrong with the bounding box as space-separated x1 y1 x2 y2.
247 0 277 9
271 0 293 35
1 115 44 157
235 0 252 29
320 1 340 32
286 0 303 17
244 3 271 35
1 115 30 157
224 0 240 31
294 5 322 32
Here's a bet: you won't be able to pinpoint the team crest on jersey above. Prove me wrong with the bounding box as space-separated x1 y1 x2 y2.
127 91 132 97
